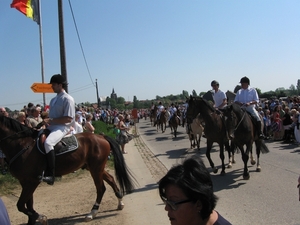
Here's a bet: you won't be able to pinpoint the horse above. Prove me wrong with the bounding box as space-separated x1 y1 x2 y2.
169 110 181 138
156 110 168 133
186 113 203 150
0 116 135 225
186 96 234 175
150 105 157 126
222 102 269 179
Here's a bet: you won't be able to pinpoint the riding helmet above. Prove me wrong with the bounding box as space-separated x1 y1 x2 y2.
240 76 250 85
211 80 219 86
49 74 67 84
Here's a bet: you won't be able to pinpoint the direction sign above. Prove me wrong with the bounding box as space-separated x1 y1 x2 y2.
30 83 54 93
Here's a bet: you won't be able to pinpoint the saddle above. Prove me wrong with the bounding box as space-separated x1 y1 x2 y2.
37 129 79 156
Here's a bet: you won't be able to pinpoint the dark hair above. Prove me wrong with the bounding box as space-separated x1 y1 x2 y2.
158 156 218 220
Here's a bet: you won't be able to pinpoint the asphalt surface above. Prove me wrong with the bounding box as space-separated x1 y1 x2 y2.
122 118 300 225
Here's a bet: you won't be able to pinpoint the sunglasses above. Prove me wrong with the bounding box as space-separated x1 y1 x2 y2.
162 198 193 211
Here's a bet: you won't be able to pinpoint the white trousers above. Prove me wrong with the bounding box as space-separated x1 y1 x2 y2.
44 125 70 153
244 106 261 122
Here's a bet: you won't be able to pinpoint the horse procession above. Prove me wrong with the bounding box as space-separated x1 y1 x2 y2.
1 76 299 225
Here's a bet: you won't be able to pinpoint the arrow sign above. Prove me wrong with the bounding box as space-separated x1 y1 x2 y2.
31 83 54 93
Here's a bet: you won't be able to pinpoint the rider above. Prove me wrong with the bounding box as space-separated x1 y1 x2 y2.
234 76 264 139
168 103 177 122
211 80 227 110
43 74 75 185
157 102 165 121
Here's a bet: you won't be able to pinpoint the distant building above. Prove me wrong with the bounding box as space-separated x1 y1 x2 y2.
110 88 117 100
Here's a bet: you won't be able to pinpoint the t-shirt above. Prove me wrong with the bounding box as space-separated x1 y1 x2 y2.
0 199 11 225
49 90 75 127
214 211 232 225
213 90 227 109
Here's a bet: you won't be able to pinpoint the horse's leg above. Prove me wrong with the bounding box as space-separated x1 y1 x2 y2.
255 141 261 172
206 141 218 174
85 170 106 221
17 181 47 225
242 144 251 180
219 143 226 175
250 146 256 165
103 170 124 210
225 141 233 168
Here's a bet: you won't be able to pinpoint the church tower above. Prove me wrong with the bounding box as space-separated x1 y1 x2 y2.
110 88 117 100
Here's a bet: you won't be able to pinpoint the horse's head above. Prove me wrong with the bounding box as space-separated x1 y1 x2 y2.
0 116 36 143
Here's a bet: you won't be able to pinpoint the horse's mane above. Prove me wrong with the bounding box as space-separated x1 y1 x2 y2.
0 116 35 138
231 102 244 115
193 97 216 112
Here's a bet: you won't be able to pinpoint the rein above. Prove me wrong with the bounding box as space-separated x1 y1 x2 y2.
0 130 30 143
8 140 36 166
233 110 246 132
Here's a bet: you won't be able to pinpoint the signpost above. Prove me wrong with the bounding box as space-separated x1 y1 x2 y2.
31 83 54 93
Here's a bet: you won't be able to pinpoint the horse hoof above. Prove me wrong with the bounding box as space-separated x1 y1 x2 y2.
85 215 93 222
220 171 226 176
256 167 261 172
227 163 232 169
117 202 125 210
37 214 48 225
213 168 218 174
243 174 250 180
251 160 256 165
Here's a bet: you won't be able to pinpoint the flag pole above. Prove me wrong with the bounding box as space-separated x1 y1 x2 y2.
37 0 46 108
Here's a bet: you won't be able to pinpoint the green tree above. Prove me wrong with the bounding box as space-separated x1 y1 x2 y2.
133 96 139 108
117 97 125 105
182 90 189 98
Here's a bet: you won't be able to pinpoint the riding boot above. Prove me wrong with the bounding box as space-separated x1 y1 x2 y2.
256 121 264 139
43 150 55 185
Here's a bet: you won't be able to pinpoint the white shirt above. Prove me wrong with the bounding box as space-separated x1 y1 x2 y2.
212 89 227 109
234 86 259 108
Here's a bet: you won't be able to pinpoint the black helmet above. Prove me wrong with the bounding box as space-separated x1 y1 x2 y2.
240 76 250 84
211 80 219 86
49 74 67 84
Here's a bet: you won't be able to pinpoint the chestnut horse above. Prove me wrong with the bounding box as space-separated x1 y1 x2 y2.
186 96 233 175
0 116 135 225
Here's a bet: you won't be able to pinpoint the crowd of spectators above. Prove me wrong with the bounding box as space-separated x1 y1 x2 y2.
259 96 300 144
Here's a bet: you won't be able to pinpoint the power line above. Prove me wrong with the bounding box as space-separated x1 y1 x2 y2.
68 0 95 86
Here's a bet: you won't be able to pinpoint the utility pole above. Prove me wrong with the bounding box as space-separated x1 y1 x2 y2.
95 79 100 108
58 0 68 92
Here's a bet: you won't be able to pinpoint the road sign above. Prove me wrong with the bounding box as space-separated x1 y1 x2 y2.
30 83 54 93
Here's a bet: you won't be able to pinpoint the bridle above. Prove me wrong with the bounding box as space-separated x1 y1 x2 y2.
0 130 36 166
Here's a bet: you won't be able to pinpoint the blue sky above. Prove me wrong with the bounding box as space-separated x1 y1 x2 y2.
1 0 300 110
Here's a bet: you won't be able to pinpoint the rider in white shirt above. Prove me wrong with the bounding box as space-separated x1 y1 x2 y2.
211 80 227 109
168 103 177 121
234 76 264 139
157 102 165 120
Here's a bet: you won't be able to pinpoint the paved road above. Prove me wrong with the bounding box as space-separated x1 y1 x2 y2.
135 118 300 225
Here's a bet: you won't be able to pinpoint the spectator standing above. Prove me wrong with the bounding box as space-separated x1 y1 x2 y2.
26 106 43 128
158 156 231 225
0 108 7 175
84 114 95 133
0 198 11 225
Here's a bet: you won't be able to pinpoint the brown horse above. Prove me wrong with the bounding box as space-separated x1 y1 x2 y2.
0 116 135 225
186 96 233 175
169 110 181 138
156 111 168 133
222 103 269 179
150 105 157 126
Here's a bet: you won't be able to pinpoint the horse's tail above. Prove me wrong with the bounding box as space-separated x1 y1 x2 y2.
260 140 270 154
104 135 136 194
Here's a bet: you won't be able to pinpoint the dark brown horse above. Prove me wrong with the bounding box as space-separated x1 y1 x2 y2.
156 110 168 133
150 105 157 126
169 110 180 138
222 103 269 179
0 116 135 225
186 96 233 175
